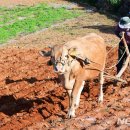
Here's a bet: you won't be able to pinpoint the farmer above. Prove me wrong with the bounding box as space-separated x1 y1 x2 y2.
115 16 130 74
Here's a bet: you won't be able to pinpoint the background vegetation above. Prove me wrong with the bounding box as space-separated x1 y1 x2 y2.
78 0 129 15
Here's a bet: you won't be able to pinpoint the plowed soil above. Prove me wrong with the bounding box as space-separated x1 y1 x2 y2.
0 0 130 130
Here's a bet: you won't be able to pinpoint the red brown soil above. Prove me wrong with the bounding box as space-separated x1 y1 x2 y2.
0 47 129 130
0 0 130 130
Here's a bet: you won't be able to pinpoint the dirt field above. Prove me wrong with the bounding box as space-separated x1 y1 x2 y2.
0 0 70 7
0 0 130 130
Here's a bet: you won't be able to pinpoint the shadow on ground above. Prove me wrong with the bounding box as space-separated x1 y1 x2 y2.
82 25 115 34
65 0 119 19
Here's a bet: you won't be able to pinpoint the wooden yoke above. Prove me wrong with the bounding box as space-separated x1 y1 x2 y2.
116 31 130 78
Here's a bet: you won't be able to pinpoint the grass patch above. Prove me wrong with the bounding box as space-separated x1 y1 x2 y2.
0 4 81 44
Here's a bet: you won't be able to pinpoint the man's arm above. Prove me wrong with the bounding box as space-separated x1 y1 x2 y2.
115 25 122 39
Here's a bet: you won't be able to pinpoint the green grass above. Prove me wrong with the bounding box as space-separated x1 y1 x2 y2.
0 4 81 44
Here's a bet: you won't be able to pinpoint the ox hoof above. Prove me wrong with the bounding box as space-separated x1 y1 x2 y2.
67 109 76 119
98 96 103 103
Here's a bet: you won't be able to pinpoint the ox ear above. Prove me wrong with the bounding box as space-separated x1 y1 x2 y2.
68 47 78 57
39 50 51 57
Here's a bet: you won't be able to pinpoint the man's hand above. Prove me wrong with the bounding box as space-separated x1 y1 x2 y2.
119 32 123 37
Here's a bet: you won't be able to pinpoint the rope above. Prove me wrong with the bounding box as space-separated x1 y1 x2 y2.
105 47 127 70
106 43 118 55
82 32 129 83
85 33 128 71
105 33 129 70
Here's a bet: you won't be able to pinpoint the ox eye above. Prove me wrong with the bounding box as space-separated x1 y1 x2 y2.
51 56 55 60
65 55 68 58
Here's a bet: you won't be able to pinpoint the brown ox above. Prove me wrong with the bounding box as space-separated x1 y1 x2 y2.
40 33 106 118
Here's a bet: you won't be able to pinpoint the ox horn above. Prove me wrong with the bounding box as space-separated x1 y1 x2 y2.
39 50 51 57
48 45 52 49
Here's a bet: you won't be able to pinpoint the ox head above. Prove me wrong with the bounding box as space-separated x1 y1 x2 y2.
40 45 82 74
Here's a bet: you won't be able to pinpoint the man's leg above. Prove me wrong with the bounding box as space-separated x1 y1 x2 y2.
116 41 127 74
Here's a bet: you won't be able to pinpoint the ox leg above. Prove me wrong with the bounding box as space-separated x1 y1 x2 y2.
98 71 104 103
68 80 85 118
67 89 72 109
64 78 75 118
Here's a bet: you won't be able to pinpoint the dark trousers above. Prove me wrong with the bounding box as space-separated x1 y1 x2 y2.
116 41 130 73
